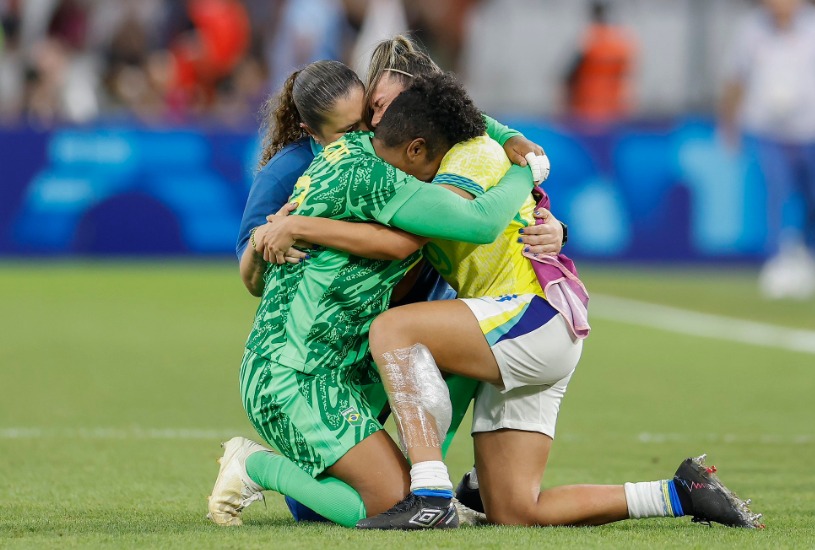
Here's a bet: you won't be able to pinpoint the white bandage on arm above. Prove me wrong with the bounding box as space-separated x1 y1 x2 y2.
380 344 452 454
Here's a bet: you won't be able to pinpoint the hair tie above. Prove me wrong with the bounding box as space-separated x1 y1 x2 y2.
384 68 413 78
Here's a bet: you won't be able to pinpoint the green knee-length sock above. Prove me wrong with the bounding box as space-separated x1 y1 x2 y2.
247 374 476 528
245 451 365 528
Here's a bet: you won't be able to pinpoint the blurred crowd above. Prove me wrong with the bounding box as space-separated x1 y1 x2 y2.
1 0 814 131
0 0 478 126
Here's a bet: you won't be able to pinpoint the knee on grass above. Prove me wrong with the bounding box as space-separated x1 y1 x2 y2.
485 500 542 527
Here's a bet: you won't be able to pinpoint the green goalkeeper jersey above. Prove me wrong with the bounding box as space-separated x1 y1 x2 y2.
246 130 535 375
245 132 422 374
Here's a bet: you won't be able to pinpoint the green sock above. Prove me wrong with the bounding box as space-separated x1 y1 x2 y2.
441 375 480 458
245 451 366 528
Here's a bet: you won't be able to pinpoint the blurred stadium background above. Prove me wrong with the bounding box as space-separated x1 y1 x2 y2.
1 0 814 547
1 0 807 261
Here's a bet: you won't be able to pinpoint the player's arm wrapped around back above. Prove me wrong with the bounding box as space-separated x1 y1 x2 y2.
388 164 534 244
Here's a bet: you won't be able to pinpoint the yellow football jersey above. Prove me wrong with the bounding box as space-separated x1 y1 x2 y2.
424 135 543 299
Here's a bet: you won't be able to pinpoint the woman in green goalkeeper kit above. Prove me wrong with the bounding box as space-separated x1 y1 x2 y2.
242 39 562 476
207 56 549 528
209 36 564 528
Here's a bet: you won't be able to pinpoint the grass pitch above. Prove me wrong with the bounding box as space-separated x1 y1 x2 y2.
1 261 813 548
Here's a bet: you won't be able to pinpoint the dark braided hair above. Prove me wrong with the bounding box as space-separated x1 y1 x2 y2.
375 72 486 158
258 60 363 168
363 35 442 128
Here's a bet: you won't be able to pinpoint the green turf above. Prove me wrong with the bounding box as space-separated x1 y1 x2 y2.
1 261 813 548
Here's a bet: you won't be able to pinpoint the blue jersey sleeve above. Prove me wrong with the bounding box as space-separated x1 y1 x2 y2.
236 139 316 259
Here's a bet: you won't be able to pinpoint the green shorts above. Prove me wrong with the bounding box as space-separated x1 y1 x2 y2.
239 349 387 477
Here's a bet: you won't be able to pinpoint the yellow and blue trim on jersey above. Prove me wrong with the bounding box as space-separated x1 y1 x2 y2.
433 173 484 196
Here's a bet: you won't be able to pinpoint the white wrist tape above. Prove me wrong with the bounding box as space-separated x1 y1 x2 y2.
525 152 551 184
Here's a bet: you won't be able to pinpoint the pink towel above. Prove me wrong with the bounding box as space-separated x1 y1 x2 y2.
524 186 590 340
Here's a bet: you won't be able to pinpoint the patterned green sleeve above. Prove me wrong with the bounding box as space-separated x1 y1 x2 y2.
483 114 522 146
345 157 424 222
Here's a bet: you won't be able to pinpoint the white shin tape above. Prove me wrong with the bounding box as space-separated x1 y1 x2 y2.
380 344 452 454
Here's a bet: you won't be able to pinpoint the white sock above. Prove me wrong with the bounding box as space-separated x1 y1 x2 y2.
624 481 671 518
467 467 479 489
410 461 453 494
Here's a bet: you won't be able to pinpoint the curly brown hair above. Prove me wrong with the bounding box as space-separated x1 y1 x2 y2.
258 60 363 169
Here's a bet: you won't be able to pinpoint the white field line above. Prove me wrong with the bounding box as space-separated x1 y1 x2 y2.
591 293 815 355
3 299 811 443
0 427 811 444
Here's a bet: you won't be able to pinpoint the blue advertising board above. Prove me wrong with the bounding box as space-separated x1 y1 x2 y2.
0 120 777 260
